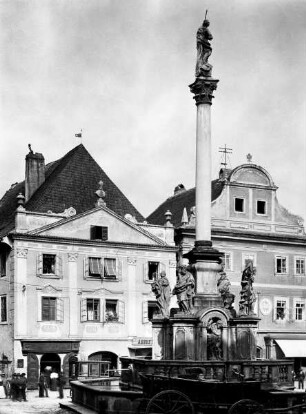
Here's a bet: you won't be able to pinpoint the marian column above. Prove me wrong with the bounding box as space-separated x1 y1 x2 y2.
185 17 223 309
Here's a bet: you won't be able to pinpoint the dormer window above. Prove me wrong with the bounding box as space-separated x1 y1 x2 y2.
234 197 244 213
90 226 108 241
257 200 266 215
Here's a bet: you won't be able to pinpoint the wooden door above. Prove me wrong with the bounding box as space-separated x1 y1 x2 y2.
27 353 39 389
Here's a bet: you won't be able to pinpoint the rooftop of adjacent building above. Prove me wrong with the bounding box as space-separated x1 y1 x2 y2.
0 144 144 238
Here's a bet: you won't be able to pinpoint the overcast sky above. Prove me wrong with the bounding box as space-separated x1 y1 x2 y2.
0 0 305 223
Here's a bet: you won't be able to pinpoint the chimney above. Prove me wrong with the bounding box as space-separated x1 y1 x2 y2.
25 147 45 202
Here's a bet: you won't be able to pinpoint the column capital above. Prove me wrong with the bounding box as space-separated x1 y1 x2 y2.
189 77 219 105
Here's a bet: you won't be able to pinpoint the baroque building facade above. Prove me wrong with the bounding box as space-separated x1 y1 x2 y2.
0 144 176 388
147 160 306 371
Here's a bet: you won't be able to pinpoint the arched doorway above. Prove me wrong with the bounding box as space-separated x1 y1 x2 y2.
88 351 118 369
40 353 60 388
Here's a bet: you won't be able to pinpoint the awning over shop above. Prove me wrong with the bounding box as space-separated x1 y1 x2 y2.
128 347 152 358
275 340 306 357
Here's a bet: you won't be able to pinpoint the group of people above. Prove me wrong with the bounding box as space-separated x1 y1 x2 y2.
293 368 305 389
0 372 27 401
0 370 66 401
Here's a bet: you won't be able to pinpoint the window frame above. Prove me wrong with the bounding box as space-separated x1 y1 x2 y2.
275 255 288 275
0 250 8 278
256 199 267 216
85 298 101 322
41 296 57 321
104 299 124 324
293 298 305 321
294 256 305 276
90 226 108 241
40 296 64 322
0 295 7 323
242 253 257 269
274 297 289 322
223 252 233 272
234 197 245 213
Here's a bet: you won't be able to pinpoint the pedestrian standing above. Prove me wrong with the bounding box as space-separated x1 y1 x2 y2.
1 374 9 398
298 368 305 389
38 372 49 397
0 374 6 399
10 373 17 401
57 372 66 399
20 373 27 401
15 373 23 401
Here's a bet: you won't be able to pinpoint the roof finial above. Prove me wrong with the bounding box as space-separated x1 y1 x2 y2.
28 144 33 154
246 153 253 163
164 210 173 227
95 180 106 207
181 207 188 226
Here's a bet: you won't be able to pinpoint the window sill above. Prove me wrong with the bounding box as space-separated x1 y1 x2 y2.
144 280 155 284
38 274 60 279
274 273 288 276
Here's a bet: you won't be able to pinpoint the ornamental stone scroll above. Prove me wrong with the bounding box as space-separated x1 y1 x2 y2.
16 248 28 259
127 257 137 266
68 253 78 262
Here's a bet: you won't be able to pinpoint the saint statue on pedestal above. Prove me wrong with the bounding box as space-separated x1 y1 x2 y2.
172 265 195 313
238 260 257 316
195 19 213 77
151 271 171 318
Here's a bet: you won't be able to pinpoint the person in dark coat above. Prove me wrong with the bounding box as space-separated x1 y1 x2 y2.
298 368 305 389
38 373 49 397
57 372 66 399
10 374 17 400
20 373 27 401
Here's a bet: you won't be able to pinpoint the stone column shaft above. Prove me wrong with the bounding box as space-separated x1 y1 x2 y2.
196 104 211 241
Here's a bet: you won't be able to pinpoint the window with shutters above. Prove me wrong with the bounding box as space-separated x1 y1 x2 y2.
0 295 7 323
104 299 124 323
275 256 288 274
85 257 121 281
37 253 63 279
90 226 108 241
42 297 57 321
295 257 305 276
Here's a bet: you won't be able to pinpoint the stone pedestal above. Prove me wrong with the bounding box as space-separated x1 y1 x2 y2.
228 317 260 360
151 318 172 360
184 241 223 311
171 315 198 360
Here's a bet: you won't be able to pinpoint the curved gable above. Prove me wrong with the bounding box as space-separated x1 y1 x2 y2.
229 164 275 187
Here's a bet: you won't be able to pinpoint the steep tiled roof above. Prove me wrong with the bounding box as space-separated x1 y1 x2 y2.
0 144 144 237
147 179 225 227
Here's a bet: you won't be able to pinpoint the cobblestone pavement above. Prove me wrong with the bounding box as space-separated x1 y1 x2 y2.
0 389 72 414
